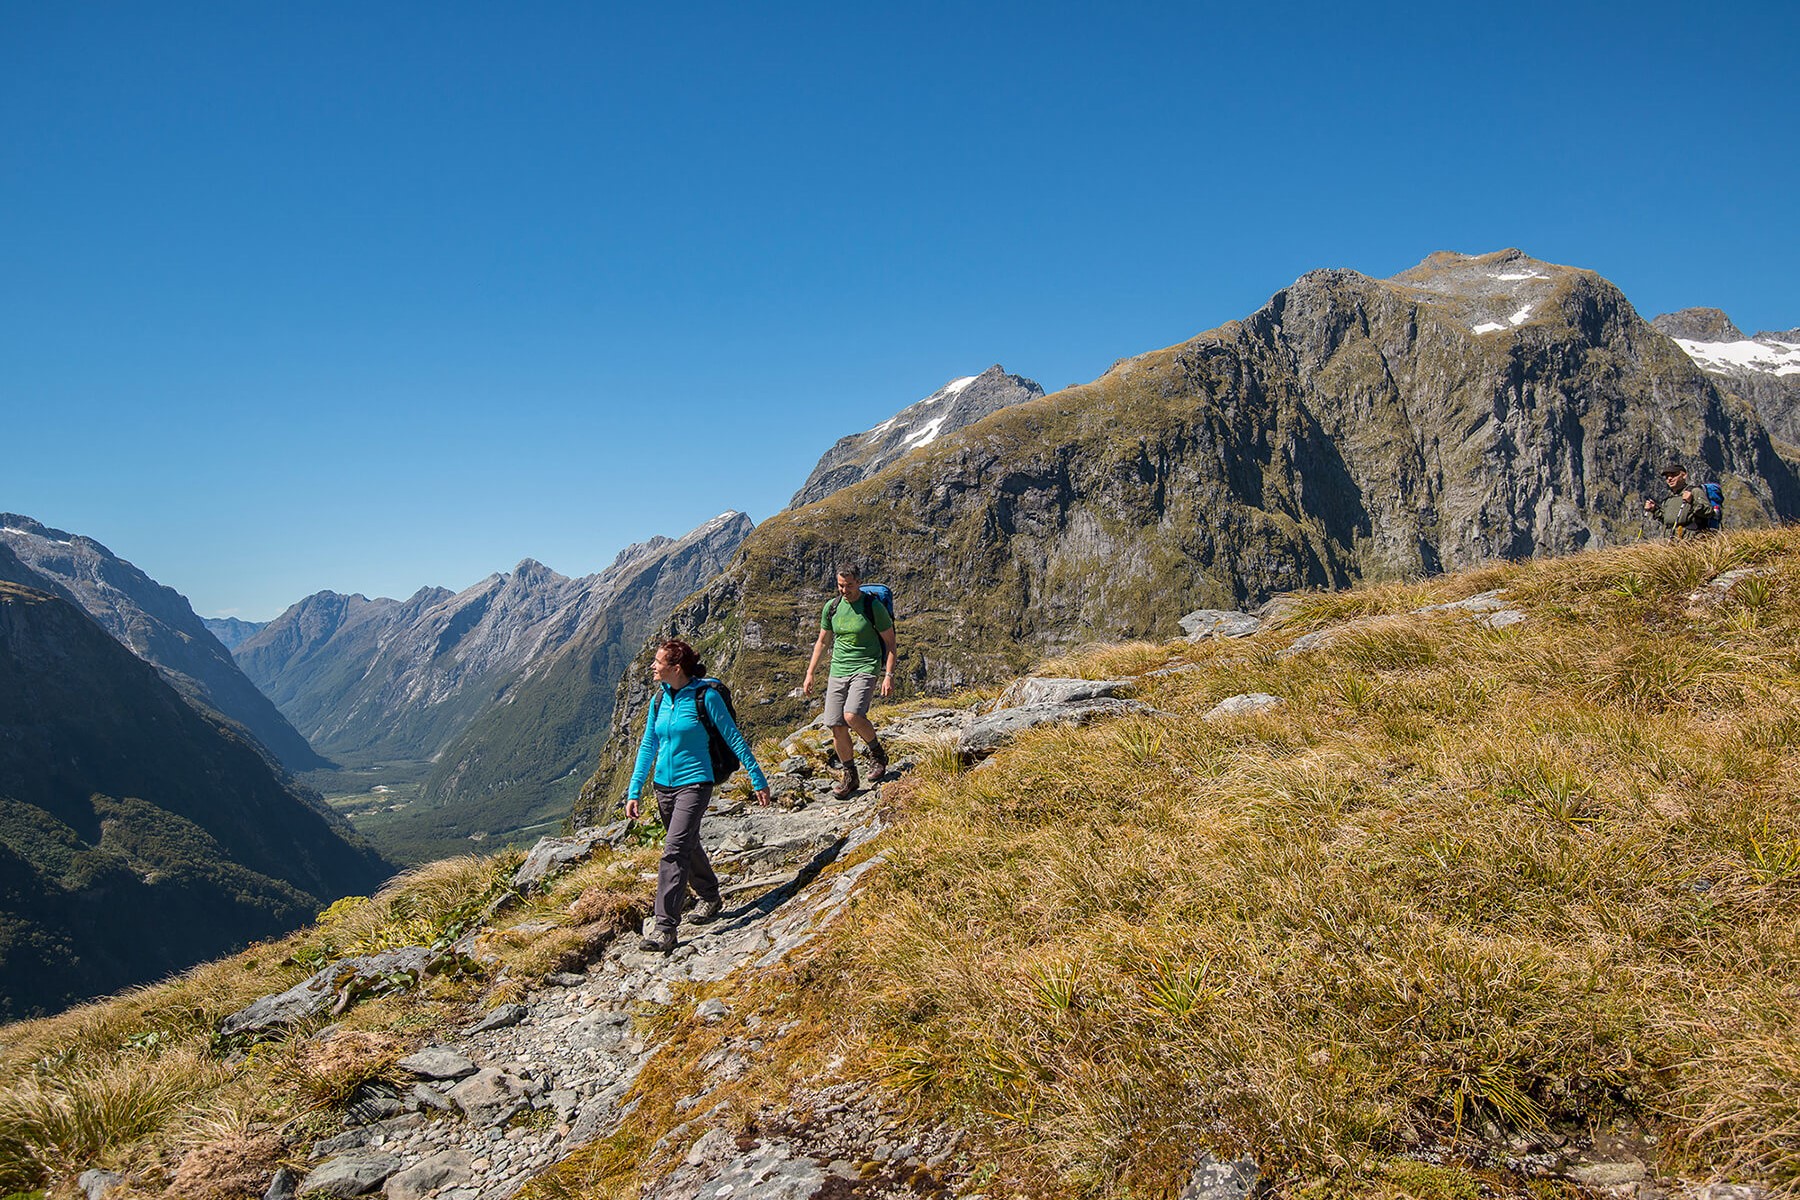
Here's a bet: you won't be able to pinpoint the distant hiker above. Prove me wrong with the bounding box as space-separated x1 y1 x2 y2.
1645 461 1721 538
626 639 770 953
801 565 897 798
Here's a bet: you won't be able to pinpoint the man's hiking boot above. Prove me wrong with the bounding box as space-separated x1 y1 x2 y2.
689 898 722 925
639 928 676 953
867 741 889 782
832 764 860 799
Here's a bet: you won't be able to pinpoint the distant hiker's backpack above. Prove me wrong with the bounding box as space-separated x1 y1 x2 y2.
1700 482 1724 529
652 679 741 783
827 584 895 629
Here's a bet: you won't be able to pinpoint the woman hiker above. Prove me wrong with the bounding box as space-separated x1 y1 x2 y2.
625 638 770 953
801 565 897 798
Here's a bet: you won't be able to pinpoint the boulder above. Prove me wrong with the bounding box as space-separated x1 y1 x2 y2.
296 1152 402 1198
511 824 625 894
382 1150 473 1200
994 676 1132 709
396 1046 477 1080
77 1170 124 1200
447 1067 540 1126
465 1003 528 1034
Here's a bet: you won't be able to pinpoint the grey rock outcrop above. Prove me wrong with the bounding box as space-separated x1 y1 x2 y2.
383 1151 474 1200
788 365 1045 509
0 514 325 770
1180 609 1263 640
1178 1154 1259 1199
222 946 438 1038
77 1169 124 1200
396 1047 478 1080
959 677 1153 758
447 1067 541 1126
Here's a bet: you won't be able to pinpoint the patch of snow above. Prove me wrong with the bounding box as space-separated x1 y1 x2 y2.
900 415 949 448
1509 306 1532 325
943 375 978 396
867 417 897 436
1472 322 1507 335
1674 337 1800 377
1494 271 1546 281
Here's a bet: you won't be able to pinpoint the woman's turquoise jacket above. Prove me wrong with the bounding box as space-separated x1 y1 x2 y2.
627 679 768 799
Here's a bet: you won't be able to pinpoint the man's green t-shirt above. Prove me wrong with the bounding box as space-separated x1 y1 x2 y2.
821 595 893 677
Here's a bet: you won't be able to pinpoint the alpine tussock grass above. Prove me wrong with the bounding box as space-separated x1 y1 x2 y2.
781 530 1800 1196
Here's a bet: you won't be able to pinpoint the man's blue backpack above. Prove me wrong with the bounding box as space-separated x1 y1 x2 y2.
827 584 895 628
1700 481 1724 529
651 679 741 783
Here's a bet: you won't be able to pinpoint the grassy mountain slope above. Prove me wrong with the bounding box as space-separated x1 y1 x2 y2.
3 531 1795 1198
0 581 392 1020
576 251 1800 819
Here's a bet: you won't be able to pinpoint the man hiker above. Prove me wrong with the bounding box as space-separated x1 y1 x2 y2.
1645 461 1718 538
801 565 897 798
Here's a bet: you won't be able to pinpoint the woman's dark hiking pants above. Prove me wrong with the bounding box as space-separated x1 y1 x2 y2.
653 782 719 934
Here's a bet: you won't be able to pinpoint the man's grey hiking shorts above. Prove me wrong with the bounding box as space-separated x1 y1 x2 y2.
823 673 876 726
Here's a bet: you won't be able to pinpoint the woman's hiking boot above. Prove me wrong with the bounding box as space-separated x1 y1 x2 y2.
639 927 676 953
832 763 860 799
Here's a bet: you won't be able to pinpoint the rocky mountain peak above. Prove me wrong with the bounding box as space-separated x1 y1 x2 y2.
786 366 1046 509
0 513 87 548
1647 308 1800 446
1649 310 1800 380
1651 307 1746 342
1386 248 1587 337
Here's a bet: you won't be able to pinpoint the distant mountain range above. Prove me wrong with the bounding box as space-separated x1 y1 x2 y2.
0 515 325 771
234 514 753 861
576 248 1800 816
202 615 268 650
0 577 389 1019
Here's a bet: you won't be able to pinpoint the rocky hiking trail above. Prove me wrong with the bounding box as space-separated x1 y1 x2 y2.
254 782 901 1200
213 681 1196 1200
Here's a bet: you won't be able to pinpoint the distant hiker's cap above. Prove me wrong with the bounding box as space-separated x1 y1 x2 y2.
1661 461 1686 475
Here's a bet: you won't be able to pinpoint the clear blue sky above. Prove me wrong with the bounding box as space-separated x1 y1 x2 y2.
5 2 1795 619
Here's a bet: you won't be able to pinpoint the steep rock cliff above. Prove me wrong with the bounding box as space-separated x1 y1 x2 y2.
575 249 1800 819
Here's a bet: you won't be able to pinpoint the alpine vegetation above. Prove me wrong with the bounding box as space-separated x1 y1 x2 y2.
4 530 1797 1199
